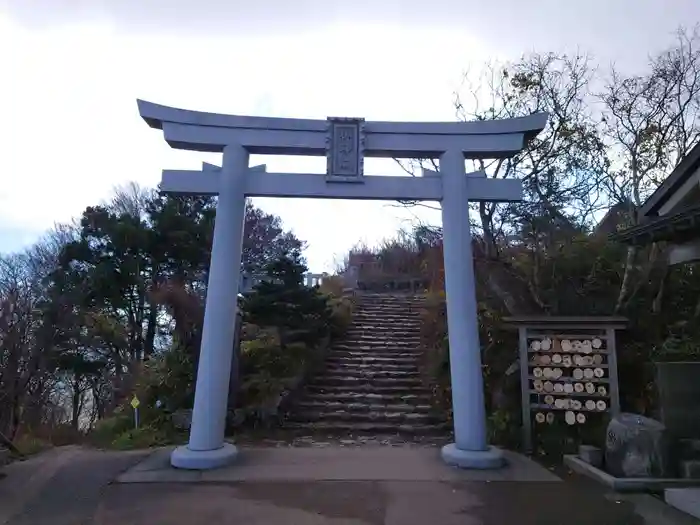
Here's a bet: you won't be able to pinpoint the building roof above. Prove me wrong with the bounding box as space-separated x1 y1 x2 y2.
611 203 700 246
611 141 700 245
640 141 700 218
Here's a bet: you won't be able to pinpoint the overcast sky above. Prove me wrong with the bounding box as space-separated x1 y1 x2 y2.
2 1 699 271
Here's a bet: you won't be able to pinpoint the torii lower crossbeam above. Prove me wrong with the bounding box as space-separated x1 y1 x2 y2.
161 164 522 202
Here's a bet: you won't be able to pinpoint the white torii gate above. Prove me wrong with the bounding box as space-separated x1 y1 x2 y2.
138 100 547 470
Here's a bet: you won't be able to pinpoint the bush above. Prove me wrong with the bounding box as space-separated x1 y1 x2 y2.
12 434 51 456
110 425 172 450
328 296 354 338
319 275 346 297
88 413 135 448
137 345 196 413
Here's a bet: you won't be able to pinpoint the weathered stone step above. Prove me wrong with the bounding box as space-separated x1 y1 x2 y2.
346 325 421 339
326 354 420 370
347 334 420 342
356 307 422 314
331 349 422 359
340 340 420 349
323 368 420 379
356 305 425 311
282 421 448 434
289 410 442 424
334 341 419 349
300 391 433 404
326 358 418 372
310 376 424 388
347 324 421 332
306 383 431 395
297 400 433 413
358 294 426 299
333 339 419 350
351 312 420 318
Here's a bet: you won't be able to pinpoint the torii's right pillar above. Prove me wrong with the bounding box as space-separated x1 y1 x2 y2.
439 149 504 469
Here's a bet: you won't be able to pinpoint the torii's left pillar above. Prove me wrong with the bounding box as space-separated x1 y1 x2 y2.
170 144 248 469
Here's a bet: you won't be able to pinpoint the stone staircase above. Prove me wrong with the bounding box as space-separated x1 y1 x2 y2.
284 293 448 437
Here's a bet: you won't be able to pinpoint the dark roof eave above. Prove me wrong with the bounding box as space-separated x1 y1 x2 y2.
641 142 700 217
611 203 700 245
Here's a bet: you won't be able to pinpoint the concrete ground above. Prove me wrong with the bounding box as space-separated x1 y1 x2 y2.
1 445 698 525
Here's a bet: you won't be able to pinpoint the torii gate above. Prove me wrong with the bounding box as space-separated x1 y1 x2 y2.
138 100 547 470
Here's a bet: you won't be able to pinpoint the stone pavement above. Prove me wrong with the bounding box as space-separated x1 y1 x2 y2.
1 445 699 525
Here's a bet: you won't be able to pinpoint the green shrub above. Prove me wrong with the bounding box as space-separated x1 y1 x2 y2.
89 414 134 448
319 275 346 297
328 296 354 338
13 434 51 456
137 345 195 413
110 425 172 450
238 338 310 407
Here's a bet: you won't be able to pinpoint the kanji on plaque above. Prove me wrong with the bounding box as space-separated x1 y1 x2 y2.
326 117 365 180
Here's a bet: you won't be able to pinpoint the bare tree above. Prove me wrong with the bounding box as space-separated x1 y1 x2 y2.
600 26 700 312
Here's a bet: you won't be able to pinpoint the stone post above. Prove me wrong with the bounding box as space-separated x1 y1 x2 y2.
170 144 249 470
439 149 504 469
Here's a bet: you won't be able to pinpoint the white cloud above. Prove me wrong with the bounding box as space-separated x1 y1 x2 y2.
2 3 699 269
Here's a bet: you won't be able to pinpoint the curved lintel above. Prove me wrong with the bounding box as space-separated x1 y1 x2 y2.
137 99 548 138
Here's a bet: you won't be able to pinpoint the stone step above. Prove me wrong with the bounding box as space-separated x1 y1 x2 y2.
358 293 426 298
325 361 418 371
357 304 426 311
347 333 421 340
306 383 431 395
347 324 421 331
345 329 421 336
282 421 448 434
341 338 420 346
334 341 419 349
323 368 420 379
331 349 422 359
326 356 420 366
289 410 442 424
356 309 423 315
310 376 424 388
353 314 421 321
300 391 433 404
355 307 422 314
335 340 420 347
297 400 433 413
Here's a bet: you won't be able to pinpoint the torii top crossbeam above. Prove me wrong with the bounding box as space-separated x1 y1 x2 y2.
138 100 547 202
138 100 546 158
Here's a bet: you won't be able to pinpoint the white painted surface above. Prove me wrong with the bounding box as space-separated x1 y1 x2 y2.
439 149 490 453
658 165 700 216
186 144 248 453
139 100 546 159
666 488 700 519
668 241 700 265
140 99 546 470
161 169 522 202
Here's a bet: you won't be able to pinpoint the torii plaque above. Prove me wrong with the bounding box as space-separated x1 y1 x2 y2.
138 99 547 471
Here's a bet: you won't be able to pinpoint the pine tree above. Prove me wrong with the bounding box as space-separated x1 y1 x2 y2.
241 249 331 349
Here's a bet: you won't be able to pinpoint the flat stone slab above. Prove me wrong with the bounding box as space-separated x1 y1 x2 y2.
666 488 700 520
564 455 700 492
117 446 560 484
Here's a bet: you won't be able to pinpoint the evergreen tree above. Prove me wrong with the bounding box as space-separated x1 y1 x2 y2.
241 249 331 349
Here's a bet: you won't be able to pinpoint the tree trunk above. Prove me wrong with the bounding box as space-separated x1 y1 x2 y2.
615 245 637 313
71 377 81 429
145 302 158 357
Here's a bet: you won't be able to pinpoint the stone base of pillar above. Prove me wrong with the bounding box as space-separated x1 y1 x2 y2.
441 443 505 470
170 443 239 470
